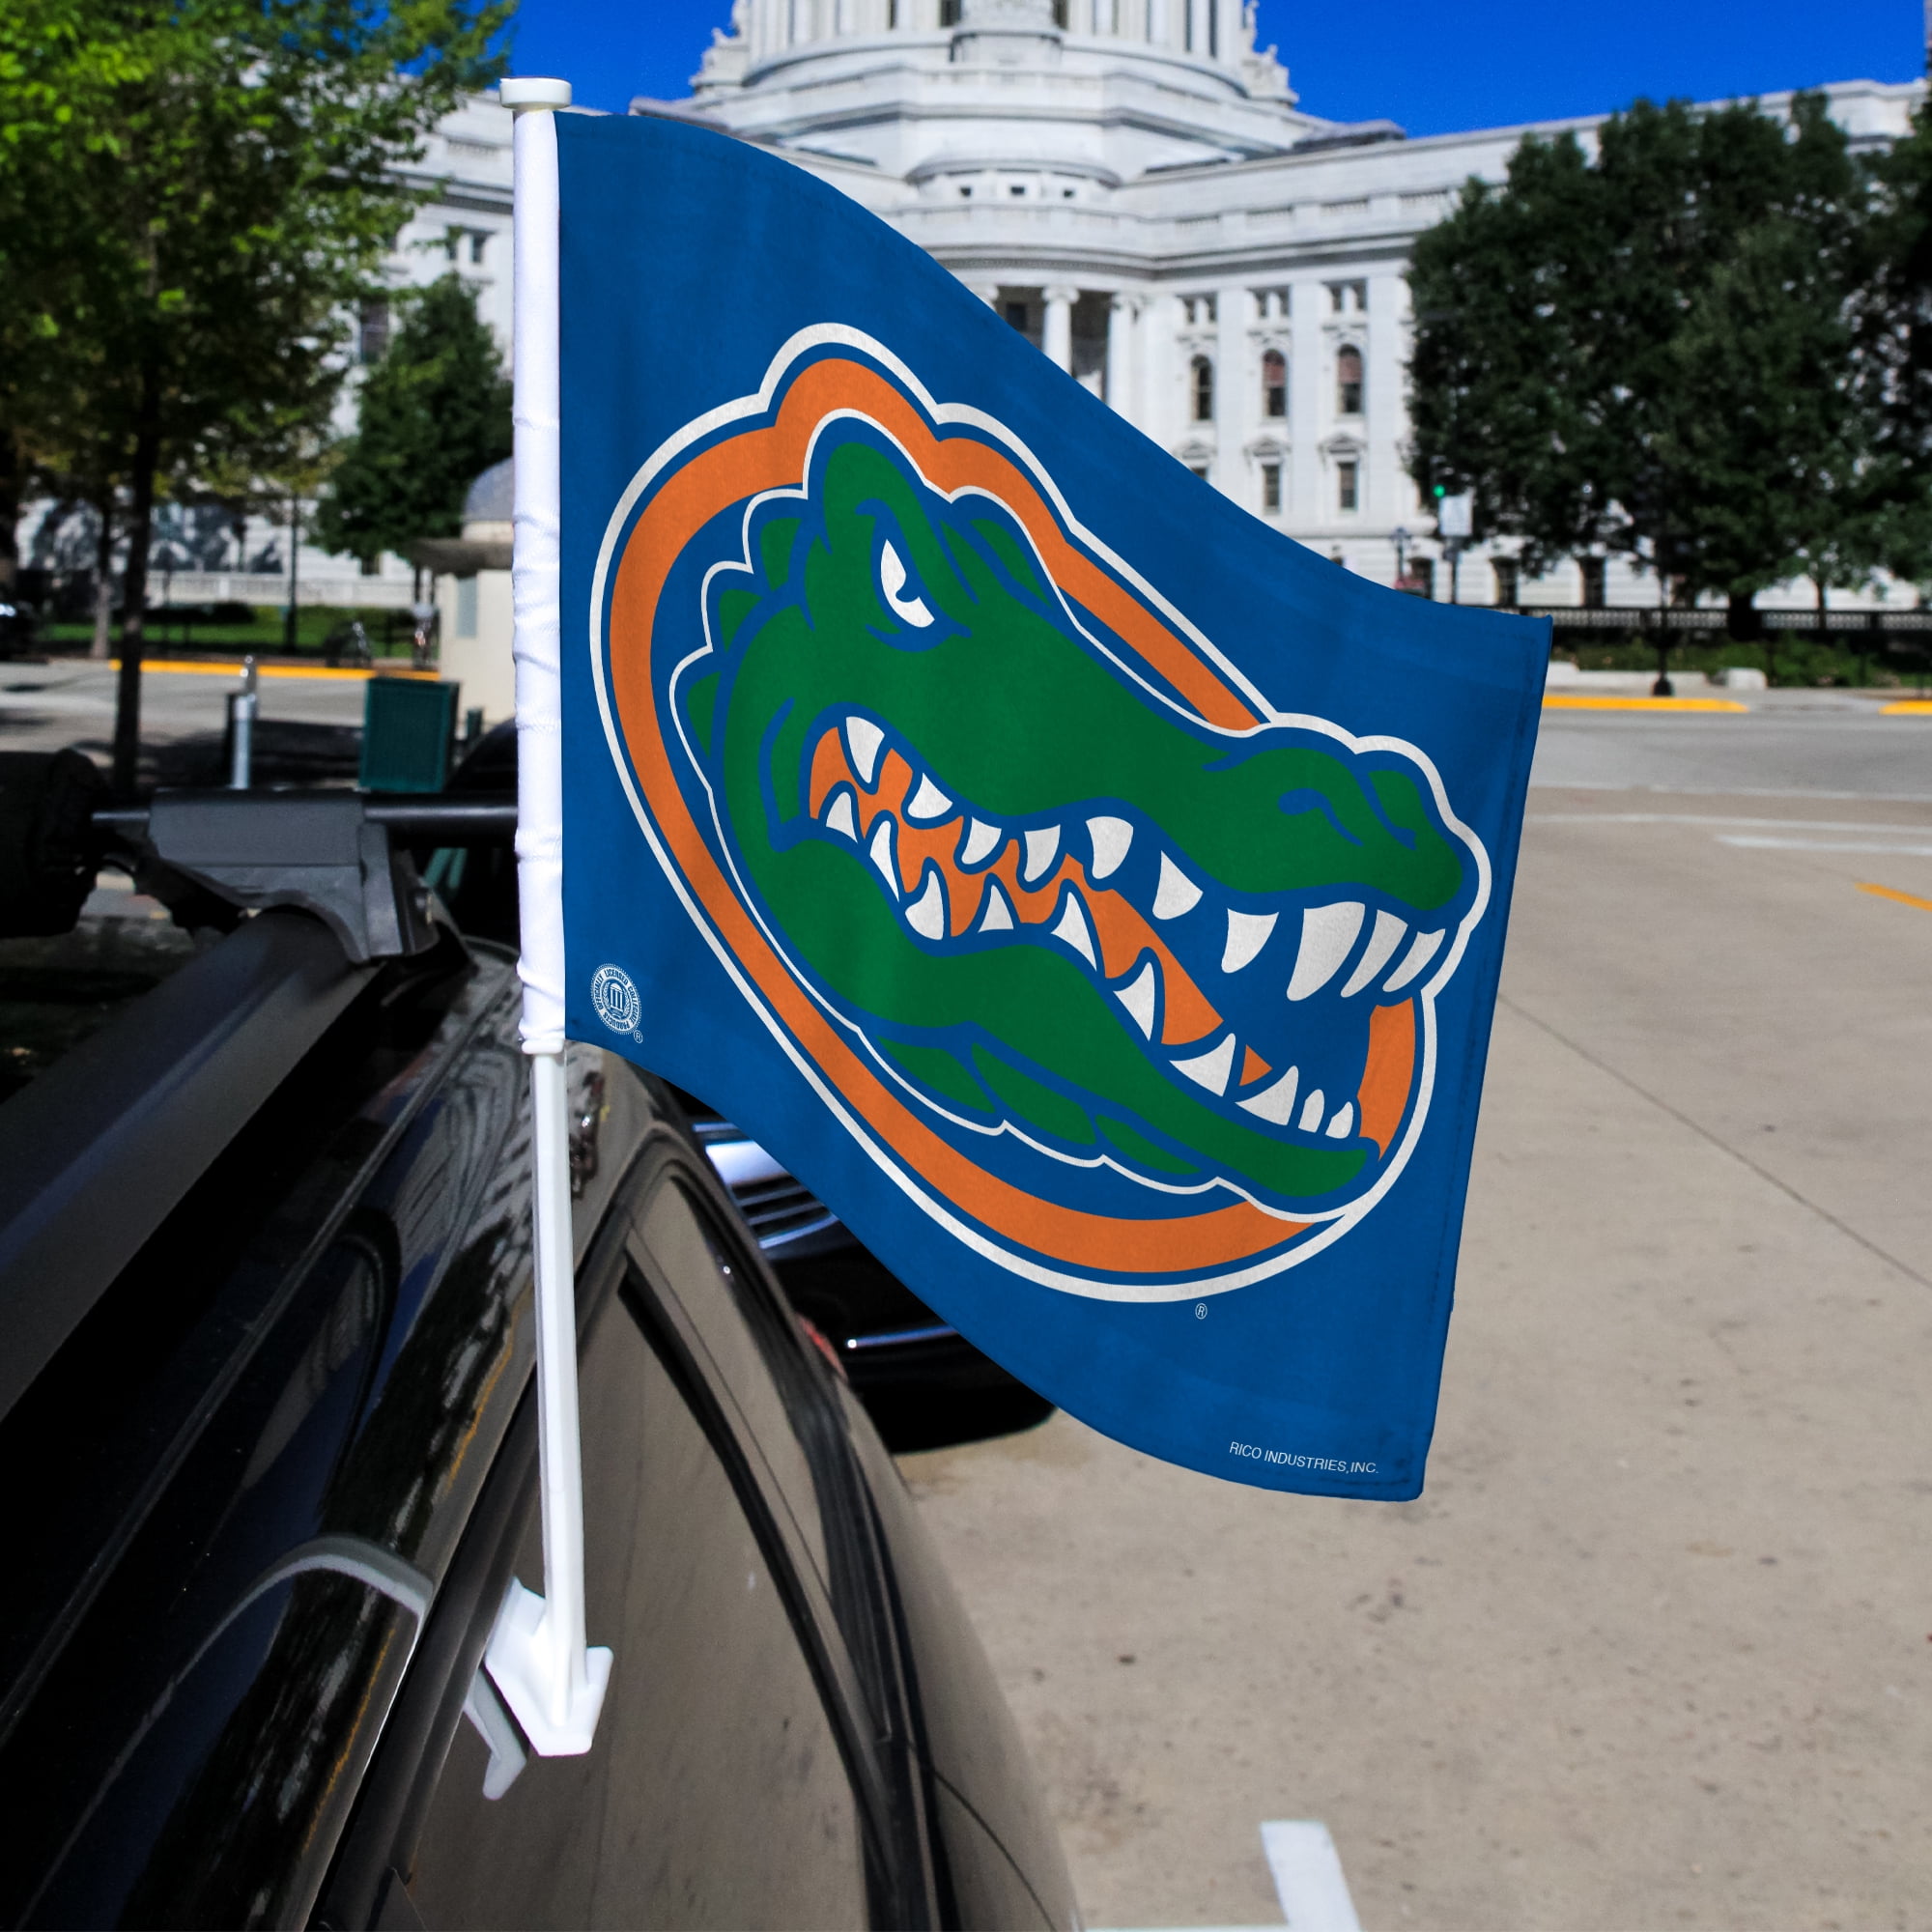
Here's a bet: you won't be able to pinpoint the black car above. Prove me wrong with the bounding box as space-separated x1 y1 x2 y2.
0 764 1076 1928
429 724 1051 1453
0 594 39 657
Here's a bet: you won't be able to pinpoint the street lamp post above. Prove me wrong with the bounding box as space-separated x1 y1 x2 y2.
282 495 300 656
1435 491 1473 607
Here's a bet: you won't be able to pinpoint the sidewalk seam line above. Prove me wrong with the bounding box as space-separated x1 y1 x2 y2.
1496 994 1932 1295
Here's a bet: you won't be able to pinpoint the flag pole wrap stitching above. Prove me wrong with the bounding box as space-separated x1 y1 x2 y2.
590 328 1492 1302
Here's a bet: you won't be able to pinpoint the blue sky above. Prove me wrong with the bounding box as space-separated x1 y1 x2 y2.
506 1 1923 134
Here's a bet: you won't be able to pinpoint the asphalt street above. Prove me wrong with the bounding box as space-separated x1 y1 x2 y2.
0 658 372 785
901 694 1932 1931
6 664 1929 1928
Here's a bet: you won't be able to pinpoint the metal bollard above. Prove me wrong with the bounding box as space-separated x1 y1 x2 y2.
227 656 259 789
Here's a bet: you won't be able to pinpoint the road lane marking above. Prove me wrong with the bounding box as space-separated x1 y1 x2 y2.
1261 1821 1361 1932
1543 695 1748 712
1858 881 1932 912
1880 699 1932 715
1717 835 1932 856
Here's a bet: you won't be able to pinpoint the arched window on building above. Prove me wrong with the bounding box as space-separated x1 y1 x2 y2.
1191 355 1214 423
1336 345 1363 416
1262 349 1287 419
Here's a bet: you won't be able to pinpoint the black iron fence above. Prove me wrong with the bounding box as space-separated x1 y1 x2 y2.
1523 606 1932 635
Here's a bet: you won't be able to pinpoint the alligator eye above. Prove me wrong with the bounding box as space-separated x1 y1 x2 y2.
878 539 933 629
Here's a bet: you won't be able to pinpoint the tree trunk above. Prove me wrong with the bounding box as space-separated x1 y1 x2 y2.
1725 589 1762 643
111 384 161 799
0 430 19 594
89 497 116 661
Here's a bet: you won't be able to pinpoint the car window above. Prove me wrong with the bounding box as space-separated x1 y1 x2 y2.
398 1275 872 1931
627 1176 834 1566
627 1176 893 1723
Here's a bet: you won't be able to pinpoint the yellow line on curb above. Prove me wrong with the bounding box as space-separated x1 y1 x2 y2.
1542 694 1749 713
110 659 438 682
1880 699 1932 716
1858 881 1932 913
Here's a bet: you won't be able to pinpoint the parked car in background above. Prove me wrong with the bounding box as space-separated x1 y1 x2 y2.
0 773 1076 1927
429 724 1052 1452
0 594 40 657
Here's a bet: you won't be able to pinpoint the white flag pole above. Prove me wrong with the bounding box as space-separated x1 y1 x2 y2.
486 73 612 1758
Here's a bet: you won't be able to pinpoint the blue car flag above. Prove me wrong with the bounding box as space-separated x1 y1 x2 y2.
513 100 1547 1504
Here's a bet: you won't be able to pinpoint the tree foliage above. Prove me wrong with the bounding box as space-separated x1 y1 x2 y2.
1408 95 1883 610
315 275 512 567
0 0 507 789
1859 99 1932 583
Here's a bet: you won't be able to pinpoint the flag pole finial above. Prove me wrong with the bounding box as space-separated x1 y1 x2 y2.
502 76 572 113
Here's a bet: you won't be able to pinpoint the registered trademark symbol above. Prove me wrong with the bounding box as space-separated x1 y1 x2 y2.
1194 1302 1207 1319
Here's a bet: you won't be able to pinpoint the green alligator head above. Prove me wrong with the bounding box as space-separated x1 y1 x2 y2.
674 424 1481 1216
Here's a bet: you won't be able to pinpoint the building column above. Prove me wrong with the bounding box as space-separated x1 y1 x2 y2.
1043 284 1078 373
1216 284 1246 499
1106 293 1139 419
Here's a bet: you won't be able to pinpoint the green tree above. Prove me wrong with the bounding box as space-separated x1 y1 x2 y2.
1409 95 1879 665
0 0 507 793
1860 99 1932 591
315 274 513 577
1407 130 1619 578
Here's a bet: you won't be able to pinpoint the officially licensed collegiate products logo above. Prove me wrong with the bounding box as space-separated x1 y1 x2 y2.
589 963 641 1037
591 330 1491 1300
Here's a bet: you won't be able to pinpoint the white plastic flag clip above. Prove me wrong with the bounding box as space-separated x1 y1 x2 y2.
484 74 614 1759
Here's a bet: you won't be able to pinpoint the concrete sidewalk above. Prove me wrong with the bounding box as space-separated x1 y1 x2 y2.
900 786 1932 1930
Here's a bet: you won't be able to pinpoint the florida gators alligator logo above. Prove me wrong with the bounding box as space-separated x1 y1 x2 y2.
591 329 1490 1301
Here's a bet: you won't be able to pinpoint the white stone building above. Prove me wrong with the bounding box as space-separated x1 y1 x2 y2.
656 0 1923 609
30 6 1919 617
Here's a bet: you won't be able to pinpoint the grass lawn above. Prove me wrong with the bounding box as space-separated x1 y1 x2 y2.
39 605 421 661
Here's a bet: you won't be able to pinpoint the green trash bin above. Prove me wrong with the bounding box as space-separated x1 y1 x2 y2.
360 677 460 793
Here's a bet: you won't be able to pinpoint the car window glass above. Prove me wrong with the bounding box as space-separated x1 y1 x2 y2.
628 1176 837 1586
401 1280 869 1931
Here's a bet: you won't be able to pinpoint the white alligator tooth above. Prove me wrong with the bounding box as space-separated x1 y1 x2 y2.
1323 1100 1356 1140
1296 1087 1326 1134
1383 927 1444 993
1152 854 1202 921
824 791 858 841
1286 902 1365 1002
906 868 946 940
1023 825 1061 883
1051 892 1096 965
1341 910 1407 997
867 815 898 896
906 774 953 823
1173 1034 1236 1096
1238 1065 1300 1124
845 716 884 786
1221 908 1277 974
1115 960 1157 1037
960 818 1002 866
979 881 1015 932
1087 815 1132 880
